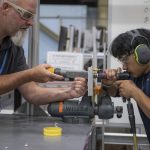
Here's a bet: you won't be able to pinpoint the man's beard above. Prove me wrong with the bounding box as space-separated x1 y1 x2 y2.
11 29 27 46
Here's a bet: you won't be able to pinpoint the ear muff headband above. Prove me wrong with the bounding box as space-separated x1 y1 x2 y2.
129 30 149 47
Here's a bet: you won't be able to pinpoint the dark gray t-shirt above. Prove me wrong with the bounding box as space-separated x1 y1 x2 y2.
0 37 29 74
0 37 29 110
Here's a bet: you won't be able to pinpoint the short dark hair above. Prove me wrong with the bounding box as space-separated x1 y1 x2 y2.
109 28 150 59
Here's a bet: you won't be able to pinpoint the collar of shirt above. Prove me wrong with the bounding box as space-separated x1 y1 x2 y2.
1 37 12 51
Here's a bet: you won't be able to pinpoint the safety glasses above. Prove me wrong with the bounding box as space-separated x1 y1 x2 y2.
5 1 34 21
119 54 133 65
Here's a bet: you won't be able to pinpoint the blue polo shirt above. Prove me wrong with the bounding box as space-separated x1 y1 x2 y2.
134 72 150 143
0 37 28 74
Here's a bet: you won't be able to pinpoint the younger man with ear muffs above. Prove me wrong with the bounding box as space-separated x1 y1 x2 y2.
102 28 150 143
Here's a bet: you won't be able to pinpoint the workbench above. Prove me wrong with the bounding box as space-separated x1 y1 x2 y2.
0 114 91 150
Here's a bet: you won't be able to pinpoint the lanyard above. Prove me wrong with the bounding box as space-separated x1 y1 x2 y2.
0 50 8 74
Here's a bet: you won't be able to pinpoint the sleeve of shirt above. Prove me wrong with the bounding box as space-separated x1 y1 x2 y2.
14 46 29 72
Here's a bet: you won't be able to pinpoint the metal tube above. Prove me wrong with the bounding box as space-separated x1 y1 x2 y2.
27 0 40 116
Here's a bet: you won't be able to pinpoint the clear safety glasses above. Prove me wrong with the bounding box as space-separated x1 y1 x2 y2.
5 1 34 21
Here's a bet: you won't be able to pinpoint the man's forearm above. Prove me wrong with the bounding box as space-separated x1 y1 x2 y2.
19 82 71 105
0 69 33 95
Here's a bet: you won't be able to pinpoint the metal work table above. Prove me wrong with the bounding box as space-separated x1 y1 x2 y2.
0 114 91 150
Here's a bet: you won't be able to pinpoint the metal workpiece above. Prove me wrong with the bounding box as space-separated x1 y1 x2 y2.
0 114 91 150
52 67 130 83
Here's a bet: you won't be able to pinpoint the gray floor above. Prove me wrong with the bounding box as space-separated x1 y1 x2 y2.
0 114 91 150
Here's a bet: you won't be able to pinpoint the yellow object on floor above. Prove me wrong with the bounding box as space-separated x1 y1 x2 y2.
43 126 62 136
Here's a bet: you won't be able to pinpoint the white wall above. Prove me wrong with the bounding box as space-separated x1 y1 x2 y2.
108 0 150 124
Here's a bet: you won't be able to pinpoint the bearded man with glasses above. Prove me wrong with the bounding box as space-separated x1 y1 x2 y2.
0 0 87 105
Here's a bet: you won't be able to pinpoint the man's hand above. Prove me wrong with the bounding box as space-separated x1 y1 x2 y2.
66 77 87 99
29 64 64 83
102 68 122 85
116 80 137 98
